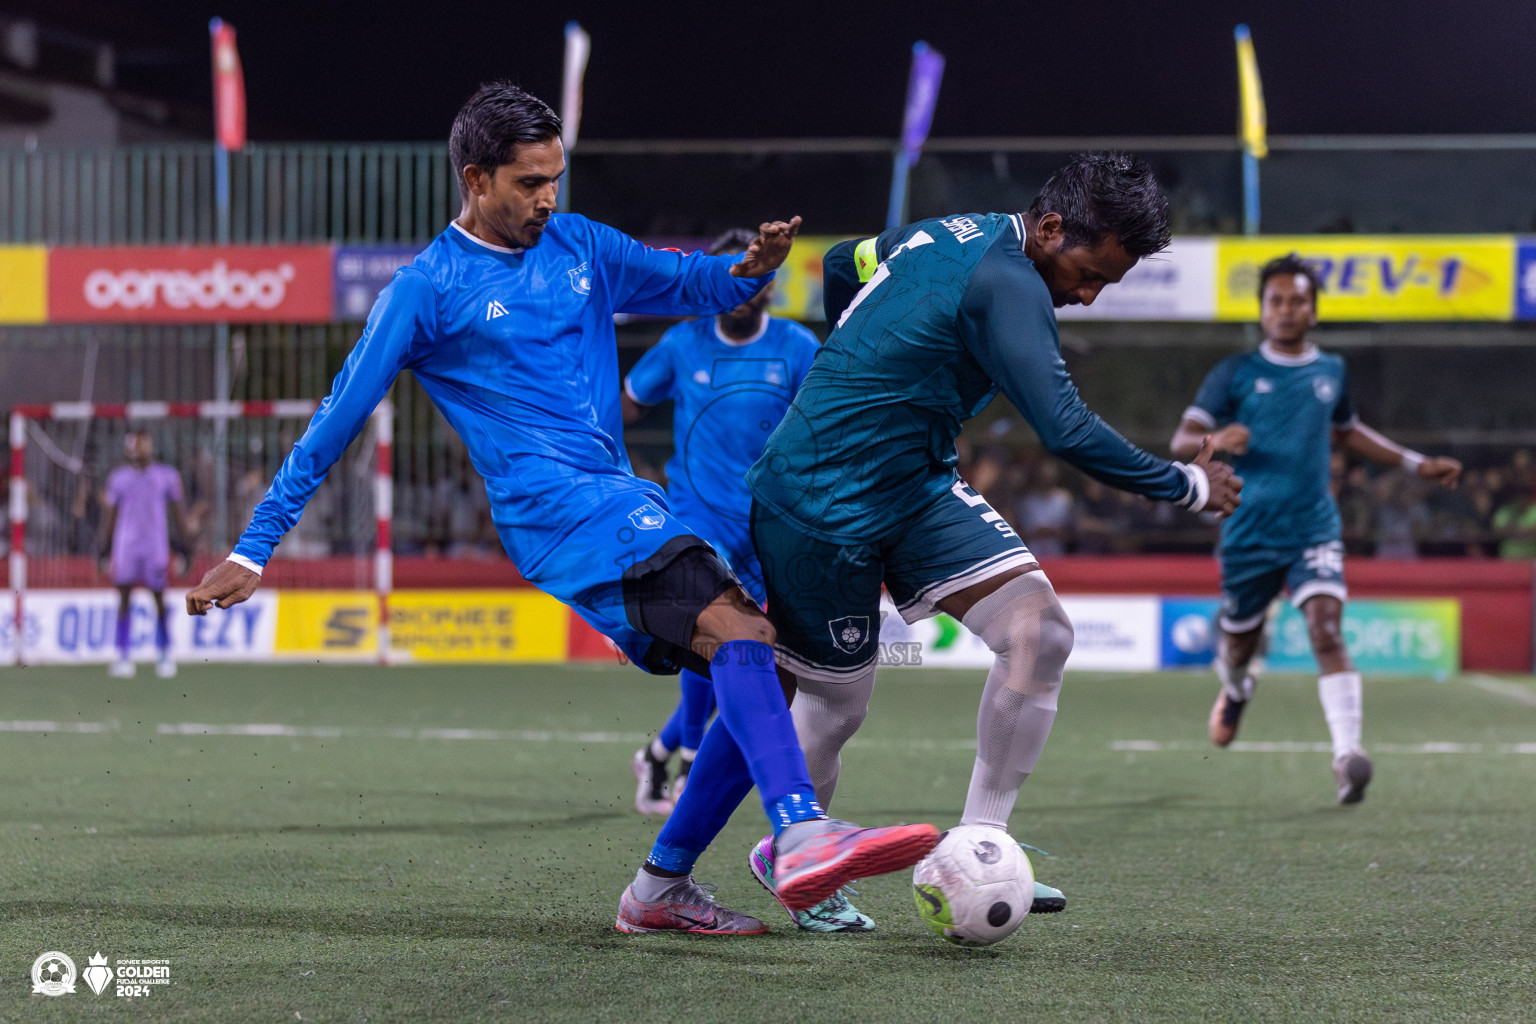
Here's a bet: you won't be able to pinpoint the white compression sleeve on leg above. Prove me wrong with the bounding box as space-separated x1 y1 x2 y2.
1318 670 1363 760
790 662 878 809
959 571 1074 830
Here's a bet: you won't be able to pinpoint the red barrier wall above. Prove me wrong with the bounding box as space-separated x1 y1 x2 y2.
1039 556 1533 673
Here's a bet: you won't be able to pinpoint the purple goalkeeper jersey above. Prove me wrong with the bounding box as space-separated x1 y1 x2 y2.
105 462 182 561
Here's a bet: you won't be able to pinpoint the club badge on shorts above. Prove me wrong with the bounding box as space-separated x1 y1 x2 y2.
828 615 871 654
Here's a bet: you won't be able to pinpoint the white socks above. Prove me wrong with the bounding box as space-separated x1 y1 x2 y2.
1215 634 1257 701
1318 670 1364 761
790 664 877 808
958 572 1074 830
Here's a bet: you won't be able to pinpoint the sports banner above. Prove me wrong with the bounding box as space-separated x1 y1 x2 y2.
1058 238 1217 321
877 595 1161 671
1265 599 1460 675
0 245 47 323
387 590 568 663
48 246 334 323
1216 237 1515 321
0 590 276 663
274 590 378 660
767 234 841 322
1157 596 1460 675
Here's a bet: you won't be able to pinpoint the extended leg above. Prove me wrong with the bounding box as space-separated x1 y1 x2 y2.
1303 595 1372 803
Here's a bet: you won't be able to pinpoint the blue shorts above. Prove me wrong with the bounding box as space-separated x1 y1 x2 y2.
1219 539 1348 633
753 478 1036 682
501 482 741 674
668 492 764 606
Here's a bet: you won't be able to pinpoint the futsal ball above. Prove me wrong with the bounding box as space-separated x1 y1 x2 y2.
912 825 1034 947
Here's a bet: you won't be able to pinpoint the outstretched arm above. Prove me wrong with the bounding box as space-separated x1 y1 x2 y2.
1337 422 1461 487
959 244 1241 516
187 269 433 615
596 218 798 316
1171 417 1249 461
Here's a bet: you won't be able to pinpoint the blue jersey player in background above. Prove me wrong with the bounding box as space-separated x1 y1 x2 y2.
747 153 1243 929
186 81 938 935
1171 254 1461 804
622 228 820 820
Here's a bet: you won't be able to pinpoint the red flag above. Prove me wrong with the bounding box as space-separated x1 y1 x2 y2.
209 18 246 150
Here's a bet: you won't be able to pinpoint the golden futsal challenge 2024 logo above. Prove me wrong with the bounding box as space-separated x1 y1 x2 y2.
30 950 172 998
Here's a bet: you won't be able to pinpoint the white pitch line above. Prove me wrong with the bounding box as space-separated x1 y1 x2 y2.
1112 740 1536 754
0 720 109 733
1461 673 1536 708
156 722 650 743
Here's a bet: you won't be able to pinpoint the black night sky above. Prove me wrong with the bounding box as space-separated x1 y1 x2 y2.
10 0 1536 142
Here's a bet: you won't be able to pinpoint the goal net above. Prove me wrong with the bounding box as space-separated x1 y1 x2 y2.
5 400 392 665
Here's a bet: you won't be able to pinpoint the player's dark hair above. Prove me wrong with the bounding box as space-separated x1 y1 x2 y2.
1258 253 1322 309
707 228 758 257
1027 152 1171 258
449 81 562 201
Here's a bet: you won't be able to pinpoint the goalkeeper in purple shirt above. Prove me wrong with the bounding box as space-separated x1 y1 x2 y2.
101 431 188 678
185 81 939 934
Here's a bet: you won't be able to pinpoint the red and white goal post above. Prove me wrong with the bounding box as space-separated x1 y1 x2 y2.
7 399 393 666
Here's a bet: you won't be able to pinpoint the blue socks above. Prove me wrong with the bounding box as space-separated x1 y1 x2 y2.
645 640 823 874
154 607 170 653
677 669 715 751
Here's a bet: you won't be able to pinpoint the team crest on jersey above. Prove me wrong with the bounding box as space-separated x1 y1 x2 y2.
1253 378 1273 394
1313 377 1337 403
628 503 666 530
692 370 709 384
828 615 871 654
568 261 592 295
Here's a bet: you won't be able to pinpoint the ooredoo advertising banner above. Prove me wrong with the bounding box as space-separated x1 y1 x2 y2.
48 246 334 323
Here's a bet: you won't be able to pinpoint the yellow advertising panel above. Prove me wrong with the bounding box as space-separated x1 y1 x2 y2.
0 246 47 323
1216 236 1514 321
767 234 847 321
389 590 568 663
274 590 378 659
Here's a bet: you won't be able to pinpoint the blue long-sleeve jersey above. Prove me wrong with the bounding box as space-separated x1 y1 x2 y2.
234 216 769 585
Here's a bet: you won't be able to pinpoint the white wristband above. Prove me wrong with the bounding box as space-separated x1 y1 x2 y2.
1172 461 1210 512
1399 451 1425 473
227 553 264 576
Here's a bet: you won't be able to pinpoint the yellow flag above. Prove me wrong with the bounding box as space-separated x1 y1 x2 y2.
1235 24 1267 159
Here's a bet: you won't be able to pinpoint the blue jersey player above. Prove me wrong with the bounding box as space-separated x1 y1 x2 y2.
1171 254 1460 804
622 228 820 819
185 82 938 935
747 154 1242 927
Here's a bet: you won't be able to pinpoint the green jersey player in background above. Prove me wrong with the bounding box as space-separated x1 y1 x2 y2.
1170 254 1461 804
745 153 1243 927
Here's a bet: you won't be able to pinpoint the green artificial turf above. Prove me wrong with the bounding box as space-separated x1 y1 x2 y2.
0 664 1532 1022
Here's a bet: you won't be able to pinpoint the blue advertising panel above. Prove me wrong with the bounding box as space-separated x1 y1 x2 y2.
1517 240 1536 320
333 246 421 320
1159 597 1221 667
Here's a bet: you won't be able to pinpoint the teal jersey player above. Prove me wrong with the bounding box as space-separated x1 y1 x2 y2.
1185 343 1356 557
750 211 1201 547
1172 253 1461 806
747 156 1241 909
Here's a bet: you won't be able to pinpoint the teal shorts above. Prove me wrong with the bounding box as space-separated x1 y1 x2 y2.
1219 538 1348 633
752 478 1036 682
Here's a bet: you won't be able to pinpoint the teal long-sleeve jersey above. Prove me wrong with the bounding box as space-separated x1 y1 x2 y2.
747 213 1202 544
